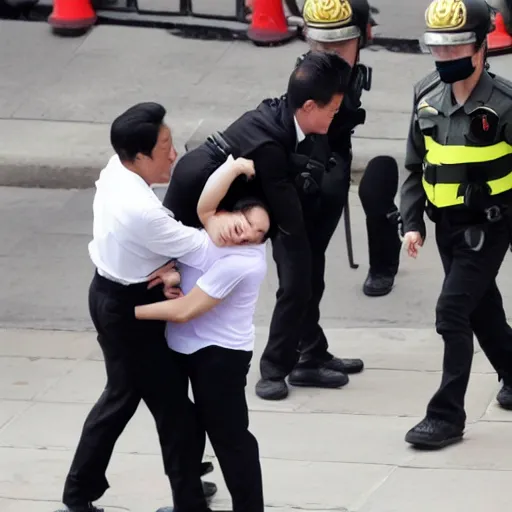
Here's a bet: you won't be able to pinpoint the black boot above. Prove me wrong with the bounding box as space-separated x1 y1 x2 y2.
405 417 464 449
322 355 364 374
497 384 512 410
255 378 289 400
362 214 401 297
288 367 349 388
363 273 395 297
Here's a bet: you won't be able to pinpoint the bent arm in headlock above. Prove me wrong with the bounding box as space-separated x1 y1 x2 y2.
140 157 250 261
197 155 252 245
145 155 252 278
137 156 254 311
146 154 252 263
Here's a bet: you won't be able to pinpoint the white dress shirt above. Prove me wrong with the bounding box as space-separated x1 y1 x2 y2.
166 237 267 354
88 155 207 285
294 115 306 148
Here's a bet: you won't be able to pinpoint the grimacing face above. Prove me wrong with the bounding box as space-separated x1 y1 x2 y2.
239 206 270 244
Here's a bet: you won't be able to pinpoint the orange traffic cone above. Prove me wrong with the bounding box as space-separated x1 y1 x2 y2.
49 0 97 35
487 12 512 54
247 0 298 46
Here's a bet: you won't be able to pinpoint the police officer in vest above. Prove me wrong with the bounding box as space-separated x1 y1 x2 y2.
401 0 512 449
163 52 361 401
300 0 403 297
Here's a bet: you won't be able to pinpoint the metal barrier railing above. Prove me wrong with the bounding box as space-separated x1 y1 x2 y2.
110 0 249 23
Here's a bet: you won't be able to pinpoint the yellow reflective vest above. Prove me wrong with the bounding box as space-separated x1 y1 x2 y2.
421 136 512 208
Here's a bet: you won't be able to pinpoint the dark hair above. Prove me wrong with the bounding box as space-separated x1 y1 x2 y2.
110 102 166 162
233 197 274 241
287 51 352 110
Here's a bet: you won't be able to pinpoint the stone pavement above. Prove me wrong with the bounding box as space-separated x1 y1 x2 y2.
1 19 512 188
0 326 511 512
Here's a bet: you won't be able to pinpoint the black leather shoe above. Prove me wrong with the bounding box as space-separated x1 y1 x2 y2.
405 417 464 449
497 384 512 410
323 356 364 374
288 367 349 388
55 504 103 512
363 273 395 297
255 378 289 400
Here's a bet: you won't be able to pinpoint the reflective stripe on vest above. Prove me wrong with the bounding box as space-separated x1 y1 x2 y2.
422 135 512 208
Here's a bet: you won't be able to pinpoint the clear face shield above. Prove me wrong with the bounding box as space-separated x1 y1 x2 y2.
306 25 361 67
423 31 479 83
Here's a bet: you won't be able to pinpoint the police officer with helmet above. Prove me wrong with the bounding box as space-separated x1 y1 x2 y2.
401 0 512 450
299 0 403 298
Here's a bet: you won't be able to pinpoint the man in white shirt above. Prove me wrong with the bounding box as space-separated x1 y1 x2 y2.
56 102 257 512
135 155 269 512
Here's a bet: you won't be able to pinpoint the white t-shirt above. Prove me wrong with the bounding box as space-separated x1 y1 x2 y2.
166 236 268 354
88 155 206 284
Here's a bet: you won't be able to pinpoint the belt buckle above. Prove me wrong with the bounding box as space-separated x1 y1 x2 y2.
485 205 502 222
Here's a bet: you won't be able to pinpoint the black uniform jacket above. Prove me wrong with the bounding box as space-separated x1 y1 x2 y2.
401 70 512 238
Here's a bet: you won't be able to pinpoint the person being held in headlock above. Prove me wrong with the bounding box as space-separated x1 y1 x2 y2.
162 51 361 402
54 102 253 512
300 0 403 298
136 155 270 512
400 0 512 450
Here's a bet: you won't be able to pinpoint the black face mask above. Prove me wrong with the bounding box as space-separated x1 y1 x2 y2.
435 57 475 84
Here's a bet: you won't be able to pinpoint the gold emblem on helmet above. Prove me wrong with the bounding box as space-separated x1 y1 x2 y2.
425 0 467 30
303 0 353 27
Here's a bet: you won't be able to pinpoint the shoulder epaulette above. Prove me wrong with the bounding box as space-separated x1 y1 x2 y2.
414 70 442 104
490 74 512 100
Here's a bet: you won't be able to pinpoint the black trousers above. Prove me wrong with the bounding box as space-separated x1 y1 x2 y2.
427 213 512 427
175 346 264 512
358 156 401 277
63 273 207 512
260 156 351 379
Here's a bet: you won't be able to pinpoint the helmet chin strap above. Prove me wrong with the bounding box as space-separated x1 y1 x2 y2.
482 40 490 69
